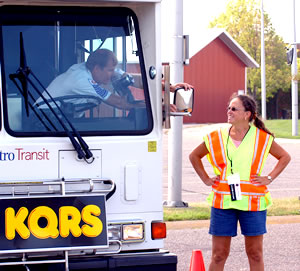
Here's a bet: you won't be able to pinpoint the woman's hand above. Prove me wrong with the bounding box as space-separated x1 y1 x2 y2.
250 175 272 185
203 175 220 186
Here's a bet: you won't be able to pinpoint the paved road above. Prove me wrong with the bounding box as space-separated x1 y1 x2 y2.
165 219 300 271
162 124 300 271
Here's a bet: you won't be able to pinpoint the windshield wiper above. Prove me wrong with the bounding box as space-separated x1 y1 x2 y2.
9 76 57 132
17 31 30 117
9 32 94 163
30 72 94 162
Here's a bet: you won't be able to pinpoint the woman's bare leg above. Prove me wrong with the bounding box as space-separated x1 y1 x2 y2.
208 236 232 271
245 235 264 271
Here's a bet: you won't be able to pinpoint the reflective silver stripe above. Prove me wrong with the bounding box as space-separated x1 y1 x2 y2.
242 192 265 196
212 193 216 206
252 128 260 166
218 129 227 180
240 180 263 186
256 133 271 175
220 194 223 208
212 189 230 195
225 180 265 185
212 189 265 196
248 196 252 210
208 133 222 173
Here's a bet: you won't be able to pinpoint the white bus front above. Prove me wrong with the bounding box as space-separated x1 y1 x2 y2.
0 2 176 270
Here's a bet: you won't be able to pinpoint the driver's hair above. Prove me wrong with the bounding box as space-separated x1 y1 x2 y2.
86 49 118 71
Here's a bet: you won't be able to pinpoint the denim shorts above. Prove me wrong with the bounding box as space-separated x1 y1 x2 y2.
209 207 267 237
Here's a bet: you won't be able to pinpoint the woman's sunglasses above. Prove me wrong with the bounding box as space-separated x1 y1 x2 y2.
227 106 244 112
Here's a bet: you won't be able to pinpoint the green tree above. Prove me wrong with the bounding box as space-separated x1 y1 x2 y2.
209 0 290 103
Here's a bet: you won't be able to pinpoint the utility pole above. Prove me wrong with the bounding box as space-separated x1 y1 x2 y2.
261 0 266 120
165 0 187 207
291 0 298 136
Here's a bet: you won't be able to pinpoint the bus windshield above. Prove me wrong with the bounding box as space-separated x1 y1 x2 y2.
0 6 152 136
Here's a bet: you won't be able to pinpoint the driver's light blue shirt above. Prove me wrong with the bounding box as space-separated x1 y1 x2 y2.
45 62 112 101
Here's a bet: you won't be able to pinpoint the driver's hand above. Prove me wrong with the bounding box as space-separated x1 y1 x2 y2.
170 104 177 112
170 82 194 92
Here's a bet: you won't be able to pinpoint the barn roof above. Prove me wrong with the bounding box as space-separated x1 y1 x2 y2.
189 28 259 68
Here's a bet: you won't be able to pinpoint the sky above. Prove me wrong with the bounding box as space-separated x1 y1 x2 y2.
182 0 299 43
161 0 299 60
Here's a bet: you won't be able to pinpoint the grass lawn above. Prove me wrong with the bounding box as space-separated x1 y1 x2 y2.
164 198 300 221
265 119 300 139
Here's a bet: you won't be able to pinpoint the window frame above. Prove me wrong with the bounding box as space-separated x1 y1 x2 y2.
0 5 153 137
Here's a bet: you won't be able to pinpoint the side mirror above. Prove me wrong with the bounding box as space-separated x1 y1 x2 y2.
171 87 194 116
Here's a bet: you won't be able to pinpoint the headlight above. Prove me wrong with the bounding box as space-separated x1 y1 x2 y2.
122 223 144 242
108 222 144 243
108 224 121 241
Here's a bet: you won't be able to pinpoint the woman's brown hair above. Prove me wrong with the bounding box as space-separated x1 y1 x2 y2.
229 93 274 137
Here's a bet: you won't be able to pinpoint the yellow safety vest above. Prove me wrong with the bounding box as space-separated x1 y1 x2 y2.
204 126 274 211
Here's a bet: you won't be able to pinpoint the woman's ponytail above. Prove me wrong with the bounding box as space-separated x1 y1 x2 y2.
253 115 274 137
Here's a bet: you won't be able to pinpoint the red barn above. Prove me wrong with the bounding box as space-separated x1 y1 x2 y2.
184 29 259 124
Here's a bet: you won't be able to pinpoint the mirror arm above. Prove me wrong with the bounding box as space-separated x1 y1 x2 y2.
170 112 192 117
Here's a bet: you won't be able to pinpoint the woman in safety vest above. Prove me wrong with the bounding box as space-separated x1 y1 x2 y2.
189 93 291 271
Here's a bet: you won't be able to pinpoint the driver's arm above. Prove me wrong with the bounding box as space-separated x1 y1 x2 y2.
104 93 144 110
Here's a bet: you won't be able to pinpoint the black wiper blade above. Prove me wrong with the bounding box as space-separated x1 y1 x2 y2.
19 32 30 117
20 32 26 70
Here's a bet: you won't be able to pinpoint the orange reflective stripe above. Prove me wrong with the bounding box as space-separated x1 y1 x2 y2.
212 193 223 209
213 181 268 194
251 129 271 176
213 182 230 192
240 183 268 194
207 130 227 180
248 196 260 211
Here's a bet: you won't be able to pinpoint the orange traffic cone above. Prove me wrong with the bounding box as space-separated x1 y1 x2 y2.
189 249 205 271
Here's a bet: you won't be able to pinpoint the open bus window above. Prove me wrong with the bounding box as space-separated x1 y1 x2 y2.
0 6 153 136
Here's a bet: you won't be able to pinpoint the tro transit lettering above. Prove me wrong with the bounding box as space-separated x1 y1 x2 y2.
0 148 50 161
